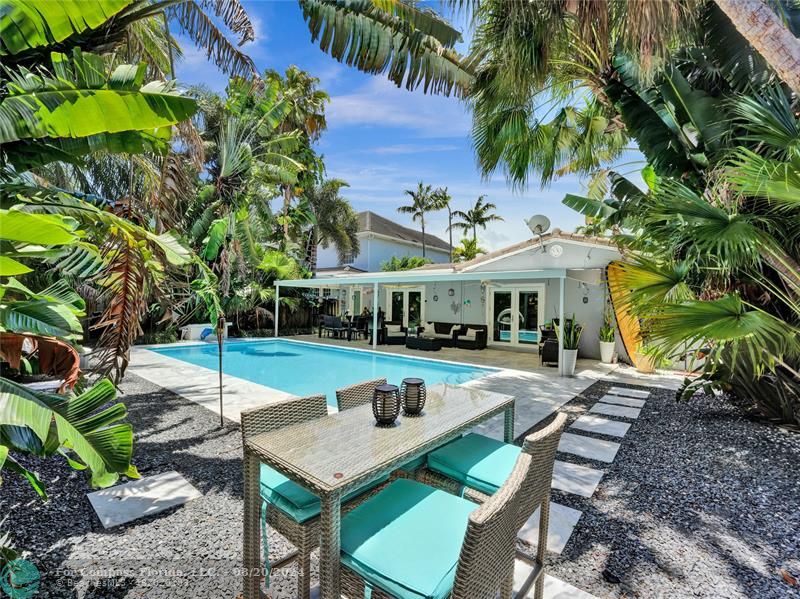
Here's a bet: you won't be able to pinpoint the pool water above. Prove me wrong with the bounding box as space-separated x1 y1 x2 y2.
150 339 495 406
499 330 539 343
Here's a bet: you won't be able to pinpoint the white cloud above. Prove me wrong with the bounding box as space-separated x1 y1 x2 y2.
370 144 459 155
327 78 471 137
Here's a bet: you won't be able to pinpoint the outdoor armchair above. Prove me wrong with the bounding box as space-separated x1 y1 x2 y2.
338 412 567 599
335 377 387 411
241 394 387 599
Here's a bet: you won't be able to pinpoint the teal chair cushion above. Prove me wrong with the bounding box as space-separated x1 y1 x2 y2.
340 478 476 599
260 464 386 523
426 433 521 495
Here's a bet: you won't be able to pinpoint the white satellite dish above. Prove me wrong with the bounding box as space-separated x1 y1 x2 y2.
525 214 551 235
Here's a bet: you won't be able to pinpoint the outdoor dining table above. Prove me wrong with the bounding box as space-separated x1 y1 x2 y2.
242 384 515 599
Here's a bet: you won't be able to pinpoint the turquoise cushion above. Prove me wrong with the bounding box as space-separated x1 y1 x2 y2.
260 464 386 523
341 479 476 599
426 433 520 495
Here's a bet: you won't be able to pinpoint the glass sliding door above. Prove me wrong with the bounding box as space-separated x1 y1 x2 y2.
492 291 513 343
386 288 425 327
489 286 544 346
517 290 540 345
390 291 404 323
408 291 421 326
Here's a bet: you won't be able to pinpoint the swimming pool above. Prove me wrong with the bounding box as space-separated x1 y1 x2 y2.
149 339 495 406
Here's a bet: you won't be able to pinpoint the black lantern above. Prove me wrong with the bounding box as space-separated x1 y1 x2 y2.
372 384 401 426
400 378 426 416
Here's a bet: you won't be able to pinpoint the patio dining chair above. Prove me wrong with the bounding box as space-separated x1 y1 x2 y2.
338 412 567 599
241 395 388 599
335 377 387 411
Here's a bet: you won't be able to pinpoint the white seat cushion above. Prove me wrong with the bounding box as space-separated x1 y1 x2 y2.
386 324 402 333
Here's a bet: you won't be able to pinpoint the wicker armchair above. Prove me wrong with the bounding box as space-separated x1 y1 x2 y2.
339 412 568 599
334 377 387 412
241 395 326 599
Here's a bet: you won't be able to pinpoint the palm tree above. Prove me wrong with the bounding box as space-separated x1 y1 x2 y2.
398 182 436 257
451 196 503 242
303 179 360 271
431 187 454 261
264 67 330 241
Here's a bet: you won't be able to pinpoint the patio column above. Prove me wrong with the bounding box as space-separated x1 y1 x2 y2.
558 276 565 376
274 283 280 338
372 282 379 349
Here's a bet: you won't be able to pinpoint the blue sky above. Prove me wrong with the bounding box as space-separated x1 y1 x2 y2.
174 0 606 250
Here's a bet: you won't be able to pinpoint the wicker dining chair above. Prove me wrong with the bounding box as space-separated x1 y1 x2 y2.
334 377 387 411
241 395 326 599
338 412 567 599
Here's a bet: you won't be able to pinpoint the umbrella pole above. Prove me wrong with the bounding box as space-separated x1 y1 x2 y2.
217 315 225 428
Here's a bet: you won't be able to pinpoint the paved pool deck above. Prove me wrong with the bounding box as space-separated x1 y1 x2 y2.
128 336 682 434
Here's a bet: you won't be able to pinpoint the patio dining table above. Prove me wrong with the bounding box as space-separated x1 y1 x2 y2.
242 384 515 599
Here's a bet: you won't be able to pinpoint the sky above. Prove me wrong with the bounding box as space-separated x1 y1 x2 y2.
173 0 606 251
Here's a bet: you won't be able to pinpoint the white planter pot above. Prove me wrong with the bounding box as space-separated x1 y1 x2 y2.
562 349 578 376
599 341 615 364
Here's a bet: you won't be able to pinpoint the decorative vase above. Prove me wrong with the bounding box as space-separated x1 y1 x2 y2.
372 384 401 426
400 378 426 416
599 341 615 364
562 349 578 376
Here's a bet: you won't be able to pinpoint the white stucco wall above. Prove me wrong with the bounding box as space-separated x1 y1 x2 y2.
316 236 450 272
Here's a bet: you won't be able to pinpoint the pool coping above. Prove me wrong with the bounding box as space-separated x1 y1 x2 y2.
128 338 513 423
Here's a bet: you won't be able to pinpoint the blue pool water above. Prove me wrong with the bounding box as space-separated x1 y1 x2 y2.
150 339 495 406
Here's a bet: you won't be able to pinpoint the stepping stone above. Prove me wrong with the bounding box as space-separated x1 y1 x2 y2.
570 415 630 438
590 403 641 419
513 560 599 598
608 386 650 399
558 432 620 463
552 460 603 498
518 502 582 554
599 394 646 408
87 470 201 529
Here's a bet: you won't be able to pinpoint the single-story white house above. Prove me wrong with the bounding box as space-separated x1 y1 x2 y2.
276 229 628 375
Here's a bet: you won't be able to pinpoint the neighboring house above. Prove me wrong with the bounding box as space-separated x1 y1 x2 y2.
315 210 451 272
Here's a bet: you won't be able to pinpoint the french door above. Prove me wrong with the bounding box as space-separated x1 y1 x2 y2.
489 286 544 346
386 288 424 327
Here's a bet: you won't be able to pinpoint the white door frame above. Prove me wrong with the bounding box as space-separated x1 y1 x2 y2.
385 286 425 327
486 284 546 347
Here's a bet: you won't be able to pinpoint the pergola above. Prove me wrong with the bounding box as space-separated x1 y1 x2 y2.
275 267 587 376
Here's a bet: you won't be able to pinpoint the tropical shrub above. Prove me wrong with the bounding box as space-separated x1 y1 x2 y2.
452 238 486 263
381 256 433 271
555 316 583 350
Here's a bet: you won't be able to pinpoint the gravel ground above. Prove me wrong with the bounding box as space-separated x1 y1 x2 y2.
3 374 799 598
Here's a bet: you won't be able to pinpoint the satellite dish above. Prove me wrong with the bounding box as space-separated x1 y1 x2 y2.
525 214 551 236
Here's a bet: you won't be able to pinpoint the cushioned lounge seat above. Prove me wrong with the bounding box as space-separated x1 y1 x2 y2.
260 464 386 523
340 478 476 599
426 433 521 495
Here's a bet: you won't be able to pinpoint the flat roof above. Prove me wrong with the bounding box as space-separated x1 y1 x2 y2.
276 268 570 288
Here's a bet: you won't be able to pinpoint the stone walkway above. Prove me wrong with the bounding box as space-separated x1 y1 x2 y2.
512 383 653 598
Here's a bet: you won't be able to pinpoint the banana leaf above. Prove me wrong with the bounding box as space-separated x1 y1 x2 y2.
0 377 138 497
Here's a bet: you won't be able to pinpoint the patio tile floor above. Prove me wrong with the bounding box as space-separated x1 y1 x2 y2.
87 470 201 529
558 432 620 463
598 394 646 408
552 460 604 498
589 403 642 419
513 560 598 599
518 502 583 554
608 386 651 398
570 414 631 437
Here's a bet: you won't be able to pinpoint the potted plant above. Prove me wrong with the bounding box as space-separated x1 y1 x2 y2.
556 315 582 376
598 311 616 364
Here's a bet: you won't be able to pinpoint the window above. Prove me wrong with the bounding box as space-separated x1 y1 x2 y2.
340 252 355 265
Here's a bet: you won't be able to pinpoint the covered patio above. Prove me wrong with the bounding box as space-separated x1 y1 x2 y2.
275 230 628 375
